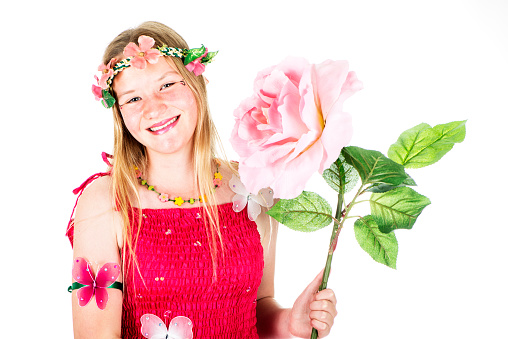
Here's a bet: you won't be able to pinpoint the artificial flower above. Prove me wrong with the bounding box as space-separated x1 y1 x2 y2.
123 35 162 69
140 314 193 339
185 48 208 76
159 193 169 202
174 197 184 206
92 83 103 101
71 257 121 310
98 58 116 89
213 178 222 187
229 174 274 221
230 57 362 199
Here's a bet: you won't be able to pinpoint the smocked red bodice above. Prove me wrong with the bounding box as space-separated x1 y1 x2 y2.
121 205 263 338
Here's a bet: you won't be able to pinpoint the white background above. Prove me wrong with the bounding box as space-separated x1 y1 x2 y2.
1 0 507 338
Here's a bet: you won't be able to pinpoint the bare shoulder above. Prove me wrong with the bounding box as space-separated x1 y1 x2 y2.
73 175 123 260
75 175 114 220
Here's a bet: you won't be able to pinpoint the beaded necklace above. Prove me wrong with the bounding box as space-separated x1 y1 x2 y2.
137 163 222 206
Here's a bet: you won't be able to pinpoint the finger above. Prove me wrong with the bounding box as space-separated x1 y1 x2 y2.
311 318 331 337
310 300 338 318
315 289 337 306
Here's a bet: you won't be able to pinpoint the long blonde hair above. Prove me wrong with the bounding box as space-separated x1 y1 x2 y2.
102 21 226 283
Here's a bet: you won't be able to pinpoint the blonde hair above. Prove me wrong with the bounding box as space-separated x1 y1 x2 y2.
102 21 226 284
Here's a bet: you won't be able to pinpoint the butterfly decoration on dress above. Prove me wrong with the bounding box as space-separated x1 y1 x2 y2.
140 314 194 339
229 174 274 221
70 257 122 310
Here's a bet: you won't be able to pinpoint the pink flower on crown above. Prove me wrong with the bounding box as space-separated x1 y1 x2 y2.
185 49 208 76
92 75 103 101
97 58 117 89
123 35 162 69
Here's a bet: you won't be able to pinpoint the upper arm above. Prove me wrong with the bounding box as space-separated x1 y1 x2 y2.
256 207 279 300
71 176 123 339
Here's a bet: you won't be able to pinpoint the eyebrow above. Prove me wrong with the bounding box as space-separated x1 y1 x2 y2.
117 70 180 99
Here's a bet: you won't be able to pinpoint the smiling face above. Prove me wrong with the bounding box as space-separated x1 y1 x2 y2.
112 57 199 159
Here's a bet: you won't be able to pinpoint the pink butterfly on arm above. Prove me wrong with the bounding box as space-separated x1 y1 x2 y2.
71 257 121 310
141 314 193 339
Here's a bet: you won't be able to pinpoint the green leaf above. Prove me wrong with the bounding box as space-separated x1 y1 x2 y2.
387 120 466 168
354 216 398 269
342 146 409 187
370 186 431 233
266 191 333 232
201 50 218 65
322 154 359 194
101 90 116 109
184 45 206 65
366 174 417 193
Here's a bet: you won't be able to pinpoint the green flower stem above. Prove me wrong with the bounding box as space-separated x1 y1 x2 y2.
311 192 343 339
310 185 364 339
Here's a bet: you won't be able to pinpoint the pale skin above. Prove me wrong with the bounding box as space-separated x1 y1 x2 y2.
71 56 337 338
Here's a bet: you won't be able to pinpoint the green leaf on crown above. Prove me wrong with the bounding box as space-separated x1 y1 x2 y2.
387 120 466 168
370 186 431 233
184 45 207 65
101 90 116 109
202 50 218 65
354 215 398 269
266 191 333 232
322 154 360 194
342 146 410 187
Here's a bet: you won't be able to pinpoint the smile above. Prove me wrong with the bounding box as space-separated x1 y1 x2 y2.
148 116 180 132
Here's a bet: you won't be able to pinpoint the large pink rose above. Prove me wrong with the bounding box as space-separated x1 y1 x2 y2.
230 57 363 199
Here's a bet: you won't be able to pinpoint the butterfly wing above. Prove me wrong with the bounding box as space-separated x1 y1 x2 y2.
95 262 121 288
72 257 94 285
167 316 194 339
229 174 248 196
250 187 274 208
76 285 95 307
232 194 248 213
72 257 95 306
94 287 109 310
94 262 121 310
140 314 169 339
246 199 262 221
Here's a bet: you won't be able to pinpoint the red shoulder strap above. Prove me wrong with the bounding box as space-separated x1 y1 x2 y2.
66 153 113 247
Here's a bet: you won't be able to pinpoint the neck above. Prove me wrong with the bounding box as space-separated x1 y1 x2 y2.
144 149 197 195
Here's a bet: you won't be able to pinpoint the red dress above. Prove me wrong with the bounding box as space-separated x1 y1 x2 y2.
67 175 264 339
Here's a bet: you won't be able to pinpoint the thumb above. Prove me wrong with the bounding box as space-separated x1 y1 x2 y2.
305 267 325 295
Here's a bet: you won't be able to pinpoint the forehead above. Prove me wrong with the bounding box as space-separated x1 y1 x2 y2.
112 57 181 91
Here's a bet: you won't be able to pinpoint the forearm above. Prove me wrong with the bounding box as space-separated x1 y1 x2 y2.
256 296 294 339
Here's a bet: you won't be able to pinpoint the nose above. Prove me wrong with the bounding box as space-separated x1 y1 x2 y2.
142 95 168 119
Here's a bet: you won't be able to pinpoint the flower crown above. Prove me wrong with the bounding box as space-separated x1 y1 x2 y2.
92 35 217 109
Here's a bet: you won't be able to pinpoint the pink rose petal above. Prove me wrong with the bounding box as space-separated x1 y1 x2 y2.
231 57 361 199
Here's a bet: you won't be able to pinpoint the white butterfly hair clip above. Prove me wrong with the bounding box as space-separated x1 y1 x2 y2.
140 314 193 339
229 174 274 221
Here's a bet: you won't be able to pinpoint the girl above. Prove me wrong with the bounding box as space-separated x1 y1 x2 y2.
68 21 337 338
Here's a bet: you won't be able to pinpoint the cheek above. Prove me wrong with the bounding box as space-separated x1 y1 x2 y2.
120 112 141 136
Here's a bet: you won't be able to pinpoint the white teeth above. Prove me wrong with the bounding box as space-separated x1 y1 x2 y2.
149 116 178 131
